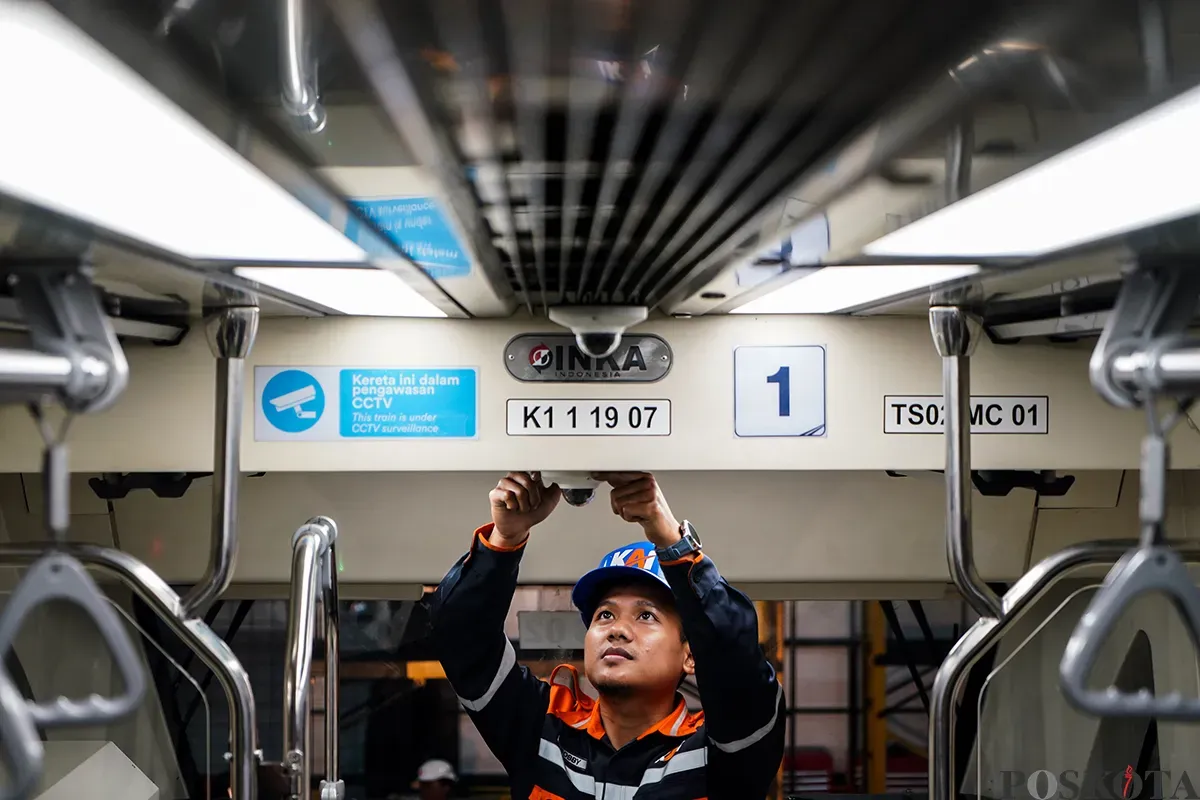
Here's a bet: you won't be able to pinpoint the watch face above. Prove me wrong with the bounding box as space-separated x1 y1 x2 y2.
681 521 702 549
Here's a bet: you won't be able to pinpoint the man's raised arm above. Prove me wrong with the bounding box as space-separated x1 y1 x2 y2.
426 472 563 782
599 472 786 800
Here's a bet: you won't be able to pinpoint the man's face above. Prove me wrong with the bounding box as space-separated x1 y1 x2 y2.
584 582 694 695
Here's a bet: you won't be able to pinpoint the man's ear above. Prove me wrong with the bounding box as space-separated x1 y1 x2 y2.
682 641 695 676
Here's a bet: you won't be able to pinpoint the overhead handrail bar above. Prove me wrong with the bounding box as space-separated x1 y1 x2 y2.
282 517 341 800
0 261 141 798
181 305 259 616
0 543 260 800
0 262 128 413
280 0 326 133
1059 259 1200 719
930 539 1200 800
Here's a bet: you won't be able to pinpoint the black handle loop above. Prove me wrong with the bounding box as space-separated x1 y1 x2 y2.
0 553 146 727
1060 546 1200 719
0 664 43 800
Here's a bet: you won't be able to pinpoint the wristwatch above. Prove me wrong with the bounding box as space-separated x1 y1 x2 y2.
656 520 702 562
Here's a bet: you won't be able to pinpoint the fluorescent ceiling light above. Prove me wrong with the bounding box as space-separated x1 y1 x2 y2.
236 267 447 317
729 264 980 314
0 2 367 263
865 82 1200 259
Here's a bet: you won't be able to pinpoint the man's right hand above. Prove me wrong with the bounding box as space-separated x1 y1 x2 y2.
488 471 562 547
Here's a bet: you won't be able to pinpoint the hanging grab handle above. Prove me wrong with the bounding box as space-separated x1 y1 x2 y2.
0 553 146 727
1060 546 1200 719
0 665 43 800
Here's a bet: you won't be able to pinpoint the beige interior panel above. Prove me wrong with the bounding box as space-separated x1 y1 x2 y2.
0 316 1189 474
1036 470 1124 509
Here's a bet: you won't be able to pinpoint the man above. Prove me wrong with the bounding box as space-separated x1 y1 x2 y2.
428 471 785 799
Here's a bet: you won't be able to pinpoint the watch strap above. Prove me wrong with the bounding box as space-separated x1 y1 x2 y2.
656 521 701 562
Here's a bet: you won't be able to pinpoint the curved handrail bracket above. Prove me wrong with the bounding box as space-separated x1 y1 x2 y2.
0 553 146 727
0 665 43 800
1060 545 1200 719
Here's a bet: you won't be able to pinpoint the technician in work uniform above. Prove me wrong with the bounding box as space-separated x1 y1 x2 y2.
427 471 785 799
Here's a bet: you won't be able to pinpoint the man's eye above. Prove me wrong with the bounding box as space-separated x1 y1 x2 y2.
639 611 656 621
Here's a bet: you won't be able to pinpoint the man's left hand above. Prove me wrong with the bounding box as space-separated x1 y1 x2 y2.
593 472 681 548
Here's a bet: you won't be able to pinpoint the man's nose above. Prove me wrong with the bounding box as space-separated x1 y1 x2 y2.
606 618 632 640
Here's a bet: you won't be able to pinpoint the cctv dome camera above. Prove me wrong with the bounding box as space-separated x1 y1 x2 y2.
577 332 620 360
541 471 599 507
547 306 649 360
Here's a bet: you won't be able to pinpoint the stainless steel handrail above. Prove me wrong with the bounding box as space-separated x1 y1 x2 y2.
930 306 1004 620
0 543 260 800
929 539 1200 800
322 540 341 799
182 306 259 616
282 517 341 800
280 0 326 133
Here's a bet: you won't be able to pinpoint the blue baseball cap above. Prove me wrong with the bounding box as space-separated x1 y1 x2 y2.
571 542 671 625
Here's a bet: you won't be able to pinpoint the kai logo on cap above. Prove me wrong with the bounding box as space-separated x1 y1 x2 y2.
607 547 657 571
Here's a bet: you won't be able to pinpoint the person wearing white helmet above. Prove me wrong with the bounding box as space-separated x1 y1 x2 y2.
387 758 457 800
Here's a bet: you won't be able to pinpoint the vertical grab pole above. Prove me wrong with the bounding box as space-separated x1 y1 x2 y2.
929 307 1002 621
184 304 259 800
183 305 259 616
284 525 325 799
321 531 343 800
928 306 1002 800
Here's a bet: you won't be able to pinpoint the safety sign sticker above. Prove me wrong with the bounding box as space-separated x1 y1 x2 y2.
343 197 471 280
255 366 478 441
883 395 1048 434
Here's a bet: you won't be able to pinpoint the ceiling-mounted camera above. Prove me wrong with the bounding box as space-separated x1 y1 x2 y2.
547 306 649 360
541 471 599 507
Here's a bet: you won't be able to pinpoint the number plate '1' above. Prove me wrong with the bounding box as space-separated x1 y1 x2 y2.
504 334 672 382
506 400 671 436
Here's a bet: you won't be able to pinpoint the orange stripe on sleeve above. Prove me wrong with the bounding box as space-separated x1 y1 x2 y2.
475 523 528 552
661 550 703 567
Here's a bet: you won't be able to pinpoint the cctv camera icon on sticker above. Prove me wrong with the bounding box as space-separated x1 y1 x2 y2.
269 385 319 419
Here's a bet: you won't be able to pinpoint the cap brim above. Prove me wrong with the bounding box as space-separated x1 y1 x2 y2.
571 565 670 624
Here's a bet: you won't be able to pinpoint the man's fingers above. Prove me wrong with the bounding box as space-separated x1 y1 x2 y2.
609 479 655 502
531 483 563 522
611 488 658 523
489 487 517 511
495 477 530 512
509 471 541 508
619 502 657 523
541 482 563 507
593 471 648 486
612 488 657 509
